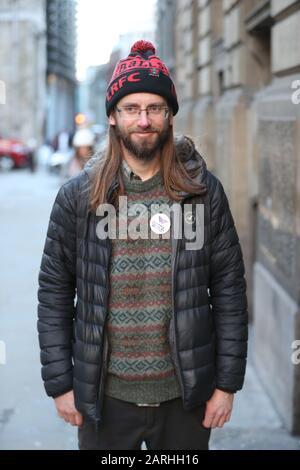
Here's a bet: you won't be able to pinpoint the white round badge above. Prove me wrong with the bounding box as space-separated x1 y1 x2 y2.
150 212 171 235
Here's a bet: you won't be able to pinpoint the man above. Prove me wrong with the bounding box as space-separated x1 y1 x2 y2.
37 40 248 450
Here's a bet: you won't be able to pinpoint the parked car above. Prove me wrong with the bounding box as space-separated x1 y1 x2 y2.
0 139 31 170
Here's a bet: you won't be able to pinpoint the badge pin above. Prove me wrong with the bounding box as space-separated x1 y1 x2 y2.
150 212 171 234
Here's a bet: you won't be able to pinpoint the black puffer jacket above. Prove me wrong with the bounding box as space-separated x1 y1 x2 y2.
37 137 248 427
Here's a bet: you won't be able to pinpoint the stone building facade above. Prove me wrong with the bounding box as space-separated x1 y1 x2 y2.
0 0 77 146
157 0 300 433
0 0 47 145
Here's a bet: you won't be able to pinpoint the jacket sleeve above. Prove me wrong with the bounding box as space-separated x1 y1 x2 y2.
208 177 248 393
37 180 77 399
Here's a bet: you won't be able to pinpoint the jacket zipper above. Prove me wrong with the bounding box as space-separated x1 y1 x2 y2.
95 327 109 426
95 222 113 427
170 207 186 404
94 181 118 427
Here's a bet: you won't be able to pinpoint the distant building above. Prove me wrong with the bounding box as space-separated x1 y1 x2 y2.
155 0 177 77
46 0 77 144
0 0 77 146
0 0 47 144
84 64 110 132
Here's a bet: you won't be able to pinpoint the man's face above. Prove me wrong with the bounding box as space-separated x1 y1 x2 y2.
109 92 173 162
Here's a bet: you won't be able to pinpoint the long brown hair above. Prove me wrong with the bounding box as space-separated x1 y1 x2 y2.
89 125 207 212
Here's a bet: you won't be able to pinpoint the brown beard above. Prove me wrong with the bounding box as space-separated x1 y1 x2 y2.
89 127 207 212
115 123 171 162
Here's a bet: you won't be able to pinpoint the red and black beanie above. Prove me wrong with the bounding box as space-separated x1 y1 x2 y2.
105 40 179 116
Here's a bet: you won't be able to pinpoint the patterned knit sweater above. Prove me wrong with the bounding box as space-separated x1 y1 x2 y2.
104 167 182 404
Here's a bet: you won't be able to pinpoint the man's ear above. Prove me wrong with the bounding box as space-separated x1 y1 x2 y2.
109 112 116 126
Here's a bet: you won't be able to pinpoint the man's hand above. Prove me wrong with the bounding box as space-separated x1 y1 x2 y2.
54 390 83 427
202 388 234 428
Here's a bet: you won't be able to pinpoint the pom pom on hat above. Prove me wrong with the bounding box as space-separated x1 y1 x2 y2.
131 40 156 54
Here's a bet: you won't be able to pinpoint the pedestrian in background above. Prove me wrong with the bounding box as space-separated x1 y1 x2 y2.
60 128 95 181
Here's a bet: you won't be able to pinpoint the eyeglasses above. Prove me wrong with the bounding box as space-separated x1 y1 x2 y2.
116 104 170 120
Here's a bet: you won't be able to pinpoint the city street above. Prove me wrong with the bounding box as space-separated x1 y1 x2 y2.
0 168 299 450
0 168 77 450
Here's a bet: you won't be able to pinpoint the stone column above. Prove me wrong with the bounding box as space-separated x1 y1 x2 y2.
213 0 255 316
191 0 216 172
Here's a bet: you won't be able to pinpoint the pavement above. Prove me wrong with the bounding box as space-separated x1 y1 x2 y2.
0 168 299 450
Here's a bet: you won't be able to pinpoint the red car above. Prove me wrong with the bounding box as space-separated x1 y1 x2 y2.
0 139 31 170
